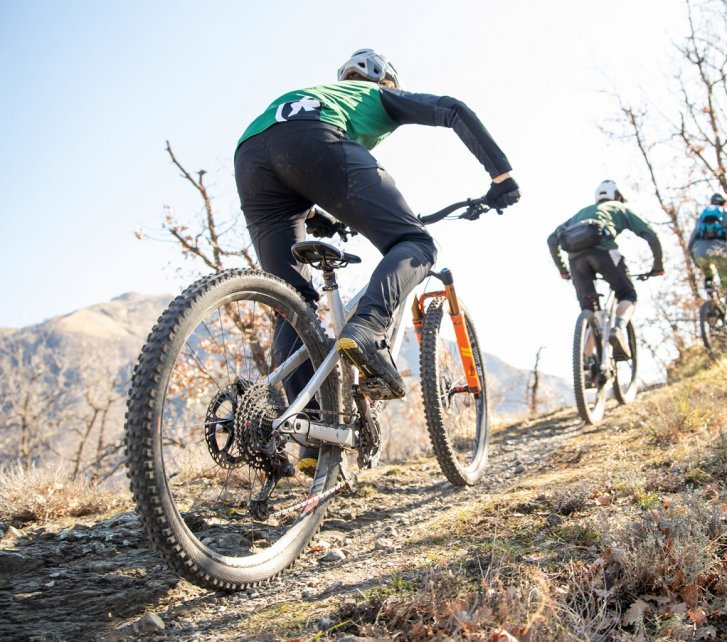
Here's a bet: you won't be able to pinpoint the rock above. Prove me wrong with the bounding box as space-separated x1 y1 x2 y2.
320 549 346 563
318 617 335 630
302 588 316 599
374 538 395 551
0 550 40 574
138 613 165 633
546 513 563 526
8 525 26 538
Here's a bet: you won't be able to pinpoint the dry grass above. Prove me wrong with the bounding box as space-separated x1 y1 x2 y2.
0 462 128 526
306 360 727 641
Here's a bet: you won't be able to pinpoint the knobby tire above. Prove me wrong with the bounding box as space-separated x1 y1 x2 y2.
124 269 341 590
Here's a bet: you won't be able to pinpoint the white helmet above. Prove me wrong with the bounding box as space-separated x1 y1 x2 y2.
337 48 400 88
595 179 625 203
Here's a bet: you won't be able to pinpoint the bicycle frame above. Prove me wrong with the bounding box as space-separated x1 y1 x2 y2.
268 267 479 449
590 287 617 372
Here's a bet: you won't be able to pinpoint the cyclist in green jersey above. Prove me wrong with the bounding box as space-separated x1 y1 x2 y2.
548 180 664 358
234 48 519 408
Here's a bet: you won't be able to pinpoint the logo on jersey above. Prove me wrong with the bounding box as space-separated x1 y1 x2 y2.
275 96 322 122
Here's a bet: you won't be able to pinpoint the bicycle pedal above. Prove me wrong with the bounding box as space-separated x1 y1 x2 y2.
357 376 404 400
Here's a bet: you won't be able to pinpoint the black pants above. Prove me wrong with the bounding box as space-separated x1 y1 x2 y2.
569 248 636 311
235 121 437 401
235 120 437 327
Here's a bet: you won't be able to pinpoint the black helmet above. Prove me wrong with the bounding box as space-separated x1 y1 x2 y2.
710 193 726 206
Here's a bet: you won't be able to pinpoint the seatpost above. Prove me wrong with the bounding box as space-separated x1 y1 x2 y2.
321 269 346 336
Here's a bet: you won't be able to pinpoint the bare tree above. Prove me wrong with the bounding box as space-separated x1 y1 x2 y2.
68 357 124 482
161 141 257 272
606 0 726 362
0 333 70 470
526 346 546 418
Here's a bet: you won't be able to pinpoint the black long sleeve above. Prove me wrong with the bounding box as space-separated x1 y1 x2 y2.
379 89 513 178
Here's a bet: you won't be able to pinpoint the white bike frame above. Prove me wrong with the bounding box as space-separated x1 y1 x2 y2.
267 280 411 448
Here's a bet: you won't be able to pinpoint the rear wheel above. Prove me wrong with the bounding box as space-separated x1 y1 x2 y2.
613 321 638 404
573 310 607 424
124 269 341 590
420 297 490 486
700 300 727 360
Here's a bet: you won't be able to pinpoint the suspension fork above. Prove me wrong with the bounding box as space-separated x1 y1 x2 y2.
411 268 482 394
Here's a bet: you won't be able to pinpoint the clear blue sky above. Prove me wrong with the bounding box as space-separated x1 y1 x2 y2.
0 1 689 379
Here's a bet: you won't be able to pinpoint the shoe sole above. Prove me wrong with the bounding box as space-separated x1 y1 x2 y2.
337 338 405 400
608 334 631 361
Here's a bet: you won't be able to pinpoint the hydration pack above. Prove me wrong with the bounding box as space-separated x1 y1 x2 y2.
697 205 726 240
558 219 606 252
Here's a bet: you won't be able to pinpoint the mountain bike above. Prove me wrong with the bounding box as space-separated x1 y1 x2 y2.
572 274 651 424
699 283 727 360
124 196 493 590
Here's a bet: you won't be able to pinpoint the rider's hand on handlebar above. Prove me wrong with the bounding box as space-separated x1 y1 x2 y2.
305 208 340 238
484 176 520 210
648 266 665 277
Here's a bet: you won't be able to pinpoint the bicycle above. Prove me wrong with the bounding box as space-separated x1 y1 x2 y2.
699 282 727 360
572 274 651 424
124 196 493 590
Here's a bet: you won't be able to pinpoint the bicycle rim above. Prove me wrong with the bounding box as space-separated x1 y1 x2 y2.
614 321 638 404
420 297 489 486
125 269 341 590
573 310 607 424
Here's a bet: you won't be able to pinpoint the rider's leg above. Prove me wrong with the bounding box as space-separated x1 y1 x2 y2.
596 249 637 359
240 121 436 398
234 136 322 468
569 254 599 356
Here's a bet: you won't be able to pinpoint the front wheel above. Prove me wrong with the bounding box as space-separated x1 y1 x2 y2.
573 310 607 424
700 300 727 360
420 297 490 486
124 269 341 590
613 321 638 405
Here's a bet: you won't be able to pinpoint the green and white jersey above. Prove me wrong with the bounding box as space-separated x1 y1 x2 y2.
235 81 514 178
238 81 398 151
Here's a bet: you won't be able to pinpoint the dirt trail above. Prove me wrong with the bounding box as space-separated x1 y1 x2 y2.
0 406 589 641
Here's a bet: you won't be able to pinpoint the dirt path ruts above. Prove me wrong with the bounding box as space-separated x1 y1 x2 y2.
0 406 589 642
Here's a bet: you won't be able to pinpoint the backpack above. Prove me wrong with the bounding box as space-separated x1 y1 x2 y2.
558 219 605 252
697 206 726 240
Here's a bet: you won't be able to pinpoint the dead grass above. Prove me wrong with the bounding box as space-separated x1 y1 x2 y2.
306 360 727 641
0 462 128 526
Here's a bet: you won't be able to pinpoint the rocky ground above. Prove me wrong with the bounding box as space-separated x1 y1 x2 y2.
0 405 587 642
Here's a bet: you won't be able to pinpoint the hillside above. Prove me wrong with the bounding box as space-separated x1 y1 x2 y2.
0 359 724 641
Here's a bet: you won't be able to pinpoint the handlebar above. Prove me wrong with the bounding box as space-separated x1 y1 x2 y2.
329 195 494 242
418 195 494 225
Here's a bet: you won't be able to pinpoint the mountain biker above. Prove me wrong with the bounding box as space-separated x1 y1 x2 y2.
234 48 520 406
688 193 727 294
547 180 664 359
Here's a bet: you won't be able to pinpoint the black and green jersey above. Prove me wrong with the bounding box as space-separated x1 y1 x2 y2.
547 201 662 274
236 81 512 178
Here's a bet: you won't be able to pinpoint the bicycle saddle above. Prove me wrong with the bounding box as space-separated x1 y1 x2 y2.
291 241 361 270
